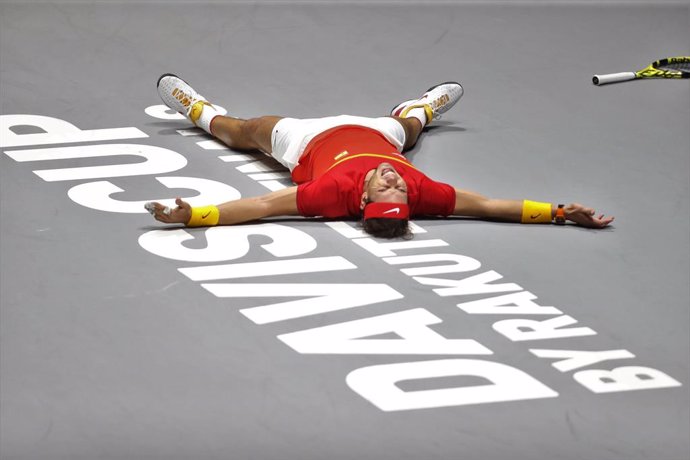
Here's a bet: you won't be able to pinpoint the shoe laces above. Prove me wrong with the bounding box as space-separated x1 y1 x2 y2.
172 87 197 108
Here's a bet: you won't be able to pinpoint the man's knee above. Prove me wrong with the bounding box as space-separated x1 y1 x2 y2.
244 116 280 153
392 117 421 150
243 118 262 137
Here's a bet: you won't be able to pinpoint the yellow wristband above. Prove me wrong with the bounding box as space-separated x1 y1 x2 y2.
187 205 220 227
521 200 553 224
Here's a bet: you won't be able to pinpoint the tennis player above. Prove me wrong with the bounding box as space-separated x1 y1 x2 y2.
146 75 614 238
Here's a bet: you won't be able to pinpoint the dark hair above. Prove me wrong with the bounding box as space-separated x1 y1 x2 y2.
361 217 413 239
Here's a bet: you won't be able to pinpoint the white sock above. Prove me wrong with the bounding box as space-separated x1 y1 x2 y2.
404 106 428 127
193 102 222 134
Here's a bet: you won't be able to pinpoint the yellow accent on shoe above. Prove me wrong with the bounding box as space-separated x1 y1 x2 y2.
400 103 434 126
188 100 212 126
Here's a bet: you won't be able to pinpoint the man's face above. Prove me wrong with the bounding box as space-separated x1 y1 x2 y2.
360 162 408 209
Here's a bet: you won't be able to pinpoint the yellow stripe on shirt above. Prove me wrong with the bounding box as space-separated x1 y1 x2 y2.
326 153 420 173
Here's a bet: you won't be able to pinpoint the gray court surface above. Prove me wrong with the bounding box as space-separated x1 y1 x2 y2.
1 1 688 459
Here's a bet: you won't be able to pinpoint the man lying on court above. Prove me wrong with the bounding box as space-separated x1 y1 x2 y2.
145 75 614 238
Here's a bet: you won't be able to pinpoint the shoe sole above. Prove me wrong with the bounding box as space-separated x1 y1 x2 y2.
157 73 183 89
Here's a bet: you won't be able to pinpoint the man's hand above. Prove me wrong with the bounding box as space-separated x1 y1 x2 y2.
564 203 614 228
144 198 192 225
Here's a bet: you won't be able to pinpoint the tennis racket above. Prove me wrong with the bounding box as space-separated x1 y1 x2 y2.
592 56 690 86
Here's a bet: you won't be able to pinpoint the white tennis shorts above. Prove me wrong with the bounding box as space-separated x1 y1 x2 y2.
270 115 406 171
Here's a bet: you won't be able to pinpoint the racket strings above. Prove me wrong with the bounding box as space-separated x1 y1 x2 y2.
657 58 690 74
659 62 690 72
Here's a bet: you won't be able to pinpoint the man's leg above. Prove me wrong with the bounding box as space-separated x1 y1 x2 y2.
392 116 424 151
389 81 464 151
210 116 282 154
157 74 282 154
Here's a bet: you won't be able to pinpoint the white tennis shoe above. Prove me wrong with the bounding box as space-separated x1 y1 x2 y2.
391 82 464 125
157 73 214 126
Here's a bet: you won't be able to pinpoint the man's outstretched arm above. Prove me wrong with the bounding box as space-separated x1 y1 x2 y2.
146 186 299 226
453 188 614 228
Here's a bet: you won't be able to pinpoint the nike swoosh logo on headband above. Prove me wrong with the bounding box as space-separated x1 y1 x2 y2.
383 207 401 215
